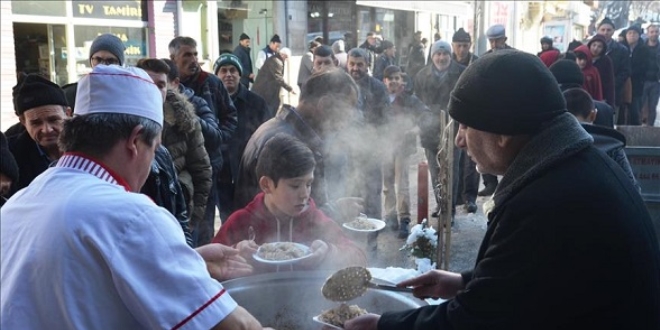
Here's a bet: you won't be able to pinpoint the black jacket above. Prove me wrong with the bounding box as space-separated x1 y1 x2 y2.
605 39 631 106
180 70 238 171
626 42 652 96
233 44 254 87
645 41 660 82
373 54 396 81
7 131 53 197
179 85 223 171
235 105 340 220
413 61 466 149
359 41 379 73
582 123 639 191
378 114 660 330
140 146 192 247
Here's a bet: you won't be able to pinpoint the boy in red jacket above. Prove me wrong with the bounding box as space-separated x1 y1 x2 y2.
212 133 366 274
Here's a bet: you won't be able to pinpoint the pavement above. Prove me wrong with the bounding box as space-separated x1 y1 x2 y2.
214 147 489 274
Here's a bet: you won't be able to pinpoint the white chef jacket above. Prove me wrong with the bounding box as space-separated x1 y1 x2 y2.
1 153 237 329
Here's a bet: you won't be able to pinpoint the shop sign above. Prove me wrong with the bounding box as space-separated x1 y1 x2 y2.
72 0 146 21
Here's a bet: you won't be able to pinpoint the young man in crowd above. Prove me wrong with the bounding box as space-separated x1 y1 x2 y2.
596 17 631 123
256 34 281 71
344 49 660 330
233 33 254 88
213 133 366 274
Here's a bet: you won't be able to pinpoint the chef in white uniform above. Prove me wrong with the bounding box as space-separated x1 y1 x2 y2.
0 65 270 330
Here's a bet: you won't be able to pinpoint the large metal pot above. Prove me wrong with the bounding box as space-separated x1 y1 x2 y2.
222 270 427 329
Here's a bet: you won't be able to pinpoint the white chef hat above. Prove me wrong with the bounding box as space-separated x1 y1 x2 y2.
75 65 163 127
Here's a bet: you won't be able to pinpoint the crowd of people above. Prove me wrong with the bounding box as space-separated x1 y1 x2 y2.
1 17 659 329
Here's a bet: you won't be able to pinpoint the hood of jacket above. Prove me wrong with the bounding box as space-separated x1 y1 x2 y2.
243 192 319 243
574 45 595 69
486 113 593 215
581 123 625 153
163 89 198 134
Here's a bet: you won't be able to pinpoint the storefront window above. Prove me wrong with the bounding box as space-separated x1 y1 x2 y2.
375 8 395 42
12 0 66 16
307 0 325 44
74 26 147 78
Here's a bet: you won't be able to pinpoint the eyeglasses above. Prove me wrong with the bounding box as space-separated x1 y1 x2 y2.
91 56 120 66
218 67 239 75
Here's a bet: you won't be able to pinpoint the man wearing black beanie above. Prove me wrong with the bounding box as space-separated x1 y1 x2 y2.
344 50 660 330
8 74 71 196
233 33 254 87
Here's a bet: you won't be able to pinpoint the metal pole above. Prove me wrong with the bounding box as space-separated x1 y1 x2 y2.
436 112 453 270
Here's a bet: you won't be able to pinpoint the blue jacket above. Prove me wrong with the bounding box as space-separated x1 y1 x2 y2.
179 85 222 171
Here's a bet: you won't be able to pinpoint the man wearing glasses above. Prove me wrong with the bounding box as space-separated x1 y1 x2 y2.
62 34 126 110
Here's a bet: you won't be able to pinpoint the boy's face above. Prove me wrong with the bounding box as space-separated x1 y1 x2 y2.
264 172 314 217
384 72 403 94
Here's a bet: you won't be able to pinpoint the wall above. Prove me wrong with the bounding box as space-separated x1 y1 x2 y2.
1 1 17 131
285 0 307 55
152 0 178 58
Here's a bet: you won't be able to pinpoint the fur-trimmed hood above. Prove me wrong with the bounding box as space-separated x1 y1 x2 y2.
163 89 198 134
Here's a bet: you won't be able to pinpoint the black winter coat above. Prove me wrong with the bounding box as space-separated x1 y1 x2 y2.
413 61 465 149
179 85 223 171
140 146 192 247
378 114 660 330
181 70 238 171
626 42 652 97
233 44 254 87
605 39 631 106
7 131 53 197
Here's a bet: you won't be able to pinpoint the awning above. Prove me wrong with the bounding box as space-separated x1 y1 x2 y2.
356 1 471 17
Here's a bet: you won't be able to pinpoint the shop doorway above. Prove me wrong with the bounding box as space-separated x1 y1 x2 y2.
14 23 68 86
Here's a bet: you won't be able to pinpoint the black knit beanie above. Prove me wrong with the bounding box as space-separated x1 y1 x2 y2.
0 132 19 184
270 34 282 43
549 59 585 86
598 17 615 29
452 28 471 43
239 33 250 41
14 74 69 115
448 50 566 135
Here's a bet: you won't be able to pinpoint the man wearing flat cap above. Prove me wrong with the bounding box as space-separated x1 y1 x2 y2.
8 74 71 196
1 65 272 330
485 24 514 54
413 40 465 220
373 40 396 81
233 33 254 88
343 49 660 330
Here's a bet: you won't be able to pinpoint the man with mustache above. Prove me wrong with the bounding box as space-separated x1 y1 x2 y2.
169 36 238 246
7 74 71 196
413 41 465 219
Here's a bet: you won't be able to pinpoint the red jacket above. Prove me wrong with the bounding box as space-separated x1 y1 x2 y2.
212 192 366 273
575 45 604 101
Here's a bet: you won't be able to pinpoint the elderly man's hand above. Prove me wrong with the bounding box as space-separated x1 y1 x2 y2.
196 243 254 281
343 313 380 330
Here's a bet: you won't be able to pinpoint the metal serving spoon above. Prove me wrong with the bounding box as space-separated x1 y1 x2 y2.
321 266 413 302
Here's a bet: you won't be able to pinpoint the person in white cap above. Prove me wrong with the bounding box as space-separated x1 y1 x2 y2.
0 65 272 330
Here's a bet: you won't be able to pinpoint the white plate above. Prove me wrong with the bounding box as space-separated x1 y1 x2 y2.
252 242 312 265
312 315 343 329
342 218 386 233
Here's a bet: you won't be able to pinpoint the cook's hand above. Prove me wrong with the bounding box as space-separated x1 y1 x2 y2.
236 239 259 262
299 240 329 268
397 269 464 300
344 313 380 330
335 197 364 222
196 243 254 281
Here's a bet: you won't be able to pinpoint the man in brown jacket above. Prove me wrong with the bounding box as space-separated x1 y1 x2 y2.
251 48 296 118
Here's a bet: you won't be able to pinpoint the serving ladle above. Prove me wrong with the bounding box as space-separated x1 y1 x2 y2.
321 266 413 302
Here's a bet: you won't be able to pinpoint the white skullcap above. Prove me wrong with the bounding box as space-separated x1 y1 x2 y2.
279 47 292 57
75 65 163 127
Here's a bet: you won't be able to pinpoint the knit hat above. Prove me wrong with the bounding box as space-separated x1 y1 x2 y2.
239 33 250 41
15 74 69 115
452 28 471 43
598 17 615 29
89 34 126 66
587 34 608 48
0 132 19 184
549 59 584 87
270 34 282 43
448 50 566 135
431 40 452 55
627 24 643 36
76 65 163 127
213 53 243 76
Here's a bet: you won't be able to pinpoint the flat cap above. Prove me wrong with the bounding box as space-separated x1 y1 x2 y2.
486 24 506 39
